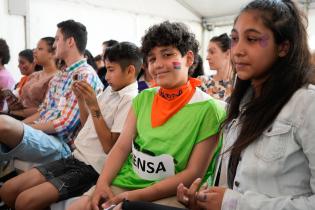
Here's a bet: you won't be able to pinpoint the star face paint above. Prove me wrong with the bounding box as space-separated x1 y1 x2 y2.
259 34 269 48
172 61 181 70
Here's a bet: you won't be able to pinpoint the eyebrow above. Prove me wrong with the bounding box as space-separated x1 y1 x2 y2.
160 47 173 53
106 65 114 69
231 28 262 34
148 47 173 57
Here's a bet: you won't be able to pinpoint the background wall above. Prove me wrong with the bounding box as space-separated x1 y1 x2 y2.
309 7 315 53
0 0 25 81
28 0 202 53
1 0 314 82
1 0 203 81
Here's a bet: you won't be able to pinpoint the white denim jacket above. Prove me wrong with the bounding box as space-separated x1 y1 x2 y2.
220 84 315 210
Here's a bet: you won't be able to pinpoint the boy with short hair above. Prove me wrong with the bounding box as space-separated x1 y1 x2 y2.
0 42 142 210
68 21 225 210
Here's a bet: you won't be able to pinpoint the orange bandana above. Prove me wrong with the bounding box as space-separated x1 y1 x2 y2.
151 77 201 128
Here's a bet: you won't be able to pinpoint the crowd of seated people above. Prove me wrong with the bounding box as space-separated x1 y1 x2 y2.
0 1 315 210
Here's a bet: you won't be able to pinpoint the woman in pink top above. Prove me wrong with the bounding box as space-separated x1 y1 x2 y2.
0 38 15 111
7 37 58 118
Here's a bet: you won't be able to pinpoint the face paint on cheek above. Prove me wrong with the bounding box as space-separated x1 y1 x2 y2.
172 61 181 70
259 35 269 48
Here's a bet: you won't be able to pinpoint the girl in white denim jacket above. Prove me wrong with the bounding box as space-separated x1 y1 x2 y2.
173 0 315 210
116 1 315 210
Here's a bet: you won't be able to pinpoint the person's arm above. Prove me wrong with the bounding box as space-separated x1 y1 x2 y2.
23 111 40 124
29 121 56 133
6 95 23 110
72 81 89 125
73 80 119 153
77 99 89 125
89 104 120 153
91 108 137 210
9 107 38 118
93 94 134 153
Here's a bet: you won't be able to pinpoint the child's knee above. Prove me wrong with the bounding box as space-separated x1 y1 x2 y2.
15 191 36 210
0 115 12 132
67 196 91 210
1 179 19 207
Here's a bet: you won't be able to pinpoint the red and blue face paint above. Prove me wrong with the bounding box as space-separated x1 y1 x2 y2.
172 61 181 70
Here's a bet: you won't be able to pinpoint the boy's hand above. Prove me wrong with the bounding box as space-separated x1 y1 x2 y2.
72 82 84 101
72 80 98 109
91 185 114 210
102 191 129 209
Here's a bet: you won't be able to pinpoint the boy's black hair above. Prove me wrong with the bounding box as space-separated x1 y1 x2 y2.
57 19 87 54
102 39 118 47
104 42 143 76
141 21 199 59
0 38 10 65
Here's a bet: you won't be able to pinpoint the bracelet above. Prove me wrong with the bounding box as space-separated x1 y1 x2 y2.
91 109 102 118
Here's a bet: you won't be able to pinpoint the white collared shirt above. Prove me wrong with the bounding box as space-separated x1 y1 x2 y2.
73 81 138 173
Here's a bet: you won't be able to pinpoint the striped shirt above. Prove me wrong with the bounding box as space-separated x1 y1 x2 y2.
37 59 103 143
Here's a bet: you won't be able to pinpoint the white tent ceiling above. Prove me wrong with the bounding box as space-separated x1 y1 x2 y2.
177 0 251 18
178 0 315 19
45 0 315 27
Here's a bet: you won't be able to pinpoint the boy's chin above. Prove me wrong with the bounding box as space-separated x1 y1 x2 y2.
110 85 122 91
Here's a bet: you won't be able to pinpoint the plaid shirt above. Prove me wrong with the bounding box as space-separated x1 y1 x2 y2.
37 59 103 143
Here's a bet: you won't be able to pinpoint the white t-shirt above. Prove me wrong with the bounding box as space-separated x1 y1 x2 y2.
73 82 138 173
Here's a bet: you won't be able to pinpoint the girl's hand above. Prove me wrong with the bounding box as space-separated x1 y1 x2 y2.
7 95 23 110
177 178 207 210
195 187 227 210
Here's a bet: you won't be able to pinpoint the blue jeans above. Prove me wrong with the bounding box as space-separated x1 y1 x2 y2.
0 123 70 163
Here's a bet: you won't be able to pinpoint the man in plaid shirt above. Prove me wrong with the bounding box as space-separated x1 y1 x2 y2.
0 20 103 163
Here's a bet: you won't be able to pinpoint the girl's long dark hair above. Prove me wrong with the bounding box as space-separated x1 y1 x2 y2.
225 0 314 187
